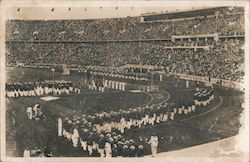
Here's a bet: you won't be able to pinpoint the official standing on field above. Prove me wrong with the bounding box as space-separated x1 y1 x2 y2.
148 135 159 157
23 147 31 157
58 117 63 136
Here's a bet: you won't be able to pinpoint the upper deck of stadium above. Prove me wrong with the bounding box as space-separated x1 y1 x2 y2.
5 6 244 42
141 6 243 22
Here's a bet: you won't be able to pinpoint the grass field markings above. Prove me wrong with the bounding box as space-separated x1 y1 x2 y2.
12 100 52 145
180 96 223 122
218 109 242 119
207 118 218 132
205 124 241 132
143 90 171 107
173 120 224 136
143 92 154 106
156 90 171 106
42 91 153 118
174 88 196 92
41 100 75 118
40 96 60 101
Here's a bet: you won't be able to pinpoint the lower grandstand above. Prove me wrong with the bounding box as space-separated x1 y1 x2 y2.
4 5 245 159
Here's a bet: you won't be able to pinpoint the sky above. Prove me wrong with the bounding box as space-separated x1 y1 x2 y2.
0 0 247 20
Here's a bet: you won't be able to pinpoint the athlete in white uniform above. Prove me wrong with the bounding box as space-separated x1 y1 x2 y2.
72 127 79 147
105 141 112 158
58 117 63 136
23 147 31 157
26 107 33 119
148 135 159 157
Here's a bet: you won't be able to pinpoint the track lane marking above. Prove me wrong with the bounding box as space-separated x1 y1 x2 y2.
156 90 171 106
181 96 223 122
143 92 154 106
143 90 171 107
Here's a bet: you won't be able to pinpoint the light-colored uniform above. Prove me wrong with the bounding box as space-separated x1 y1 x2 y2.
148 136 159 157
58 118 63 136
71 128 79 147
120 117 126 133
170 112 175 120
33 105 38 117
26 107 33 119
105 142 112 158
23 149 31 157
80 139 87 151
186 80 189 88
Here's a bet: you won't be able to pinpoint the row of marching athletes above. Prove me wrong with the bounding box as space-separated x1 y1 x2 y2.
62 88 214 134
62 88 214 135
90 71 149 81
82 68 150 82
58 88 214 157
87 79 126 92
93 88 214 133
5 81 81 98
58 117 145 157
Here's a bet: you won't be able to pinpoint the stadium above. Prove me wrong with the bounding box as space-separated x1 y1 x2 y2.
4 5 246 158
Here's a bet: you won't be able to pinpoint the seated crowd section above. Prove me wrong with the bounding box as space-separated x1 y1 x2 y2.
6 7 244 40
5 6 244 82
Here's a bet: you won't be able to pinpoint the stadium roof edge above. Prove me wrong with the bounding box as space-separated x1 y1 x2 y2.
140 6 233 18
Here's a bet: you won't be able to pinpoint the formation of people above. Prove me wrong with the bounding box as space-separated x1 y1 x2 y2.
93 88 214 133
23 146 53 157
59 117 145 157
58 87 214 157
87 79 126 92
83 68 149 82
5 80 81 98
26 104 45 121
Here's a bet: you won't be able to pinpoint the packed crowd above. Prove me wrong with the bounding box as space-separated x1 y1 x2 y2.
6 7 243 41
6 38 244 82
5 80 81 97
5 7 244 83
58 88 214 157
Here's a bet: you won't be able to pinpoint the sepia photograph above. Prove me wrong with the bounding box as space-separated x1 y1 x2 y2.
0 1 249 162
